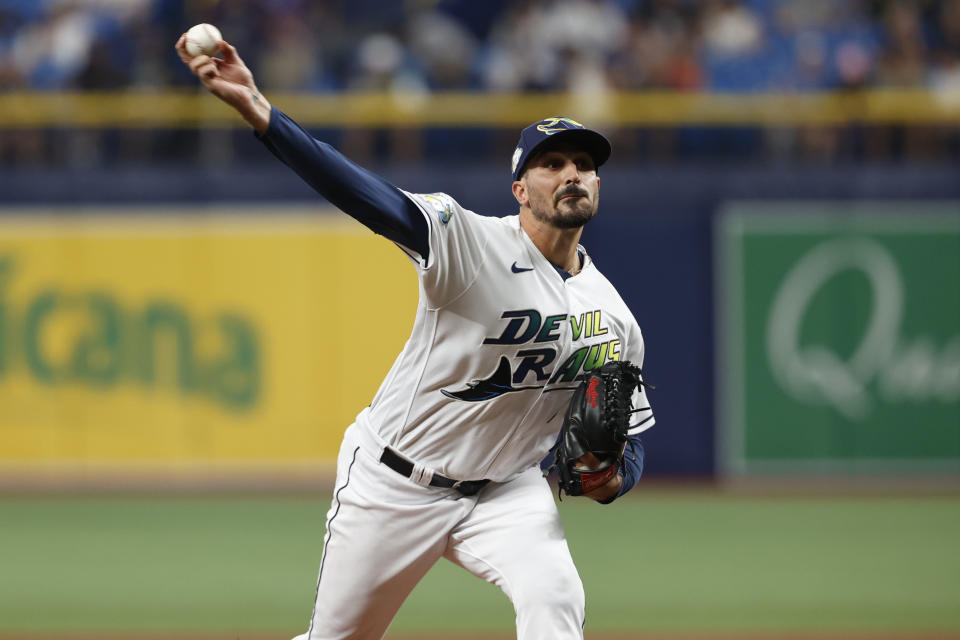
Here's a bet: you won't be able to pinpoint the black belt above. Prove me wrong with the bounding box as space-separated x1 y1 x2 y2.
379 447 490 496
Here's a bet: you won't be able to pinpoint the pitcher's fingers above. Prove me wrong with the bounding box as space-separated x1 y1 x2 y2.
198 60 219 80
188 54 212 75
174 33 193 64
190 56 218 80
218 40 240 63
211 58 232 72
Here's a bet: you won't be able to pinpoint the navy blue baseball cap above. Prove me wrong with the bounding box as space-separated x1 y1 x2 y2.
510 116 612 181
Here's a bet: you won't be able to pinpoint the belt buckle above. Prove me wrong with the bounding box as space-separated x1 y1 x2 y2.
452 480 485 496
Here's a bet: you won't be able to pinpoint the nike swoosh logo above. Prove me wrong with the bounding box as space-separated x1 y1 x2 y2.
511 261 534 273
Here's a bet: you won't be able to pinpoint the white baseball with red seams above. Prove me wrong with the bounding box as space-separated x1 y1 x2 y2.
184 23 222 57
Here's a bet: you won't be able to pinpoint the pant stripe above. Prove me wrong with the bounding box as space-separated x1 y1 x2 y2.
307 445 360 640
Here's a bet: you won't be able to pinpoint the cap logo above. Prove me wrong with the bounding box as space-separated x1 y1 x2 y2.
536 117 584 135
511 147 523 174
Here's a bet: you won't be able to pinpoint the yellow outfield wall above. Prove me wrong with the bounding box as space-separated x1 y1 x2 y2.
0 208 418 475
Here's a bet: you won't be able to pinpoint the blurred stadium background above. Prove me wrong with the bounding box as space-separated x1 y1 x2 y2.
0 0 958 638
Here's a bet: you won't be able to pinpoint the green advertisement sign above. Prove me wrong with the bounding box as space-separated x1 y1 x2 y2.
717 203 960 475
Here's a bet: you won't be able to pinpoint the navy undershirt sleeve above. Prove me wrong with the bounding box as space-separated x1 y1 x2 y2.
602 434 645 504
256 106 429 260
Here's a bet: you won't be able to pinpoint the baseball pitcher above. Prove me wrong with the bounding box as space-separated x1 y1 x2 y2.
177 33 655 640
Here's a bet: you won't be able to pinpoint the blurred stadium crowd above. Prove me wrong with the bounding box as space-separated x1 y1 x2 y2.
3 0 960 92
1 0 959 167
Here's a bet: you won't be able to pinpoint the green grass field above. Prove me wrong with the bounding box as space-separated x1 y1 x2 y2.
1 490 958 638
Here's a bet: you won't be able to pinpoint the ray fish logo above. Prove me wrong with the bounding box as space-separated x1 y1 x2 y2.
536 117 585 135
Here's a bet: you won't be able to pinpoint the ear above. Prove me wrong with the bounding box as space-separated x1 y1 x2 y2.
511 180 528 208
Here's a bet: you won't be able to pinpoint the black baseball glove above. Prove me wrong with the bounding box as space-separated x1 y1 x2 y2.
551 361 651 498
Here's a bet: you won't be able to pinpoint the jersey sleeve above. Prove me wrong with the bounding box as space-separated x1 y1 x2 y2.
624 324 655 436
401 191 492 307
256 106 430 260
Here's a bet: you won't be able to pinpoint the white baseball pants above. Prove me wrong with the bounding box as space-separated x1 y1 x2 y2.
292 423 585 640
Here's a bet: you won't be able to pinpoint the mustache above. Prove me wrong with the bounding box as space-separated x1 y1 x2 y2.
555 186 589 203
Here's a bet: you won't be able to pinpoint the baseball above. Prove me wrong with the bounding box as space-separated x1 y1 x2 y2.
184 23 222 57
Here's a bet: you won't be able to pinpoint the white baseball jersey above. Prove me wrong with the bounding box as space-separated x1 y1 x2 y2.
354 192 655 482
